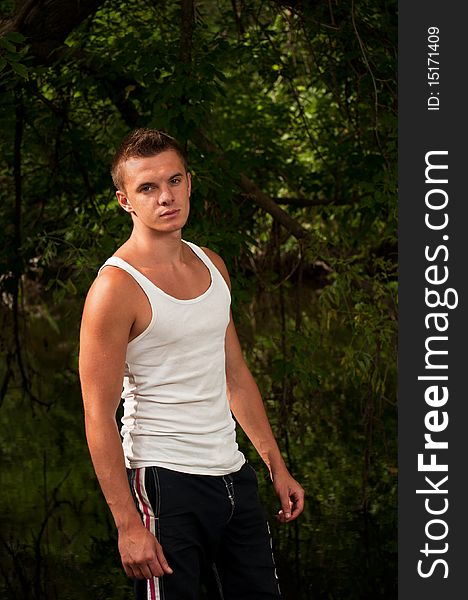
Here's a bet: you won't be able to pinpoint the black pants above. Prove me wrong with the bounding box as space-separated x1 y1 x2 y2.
128 462 282 600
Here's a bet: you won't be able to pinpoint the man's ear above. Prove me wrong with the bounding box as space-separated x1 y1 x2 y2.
116 190 134 213
187 172 192 197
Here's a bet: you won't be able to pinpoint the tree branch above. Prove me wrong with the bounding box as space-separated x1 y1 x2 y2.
1 0 107 63
238 174 308 239
179 0 194 66
10 0 37 31
194 129 308 240
273 195 361 207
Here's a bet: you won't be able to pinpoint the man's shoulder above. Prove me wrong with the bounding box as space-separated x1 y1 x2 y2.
87 260 142 306
81 264 139 334
199 246 231 290
199 245 223 267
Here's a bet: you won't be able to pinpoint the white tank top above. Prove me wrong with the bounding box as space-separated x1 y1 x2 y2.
99 240 245 475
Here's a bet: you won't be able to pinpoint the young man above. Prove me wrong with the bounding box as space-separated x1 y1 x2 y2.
79 129 304 600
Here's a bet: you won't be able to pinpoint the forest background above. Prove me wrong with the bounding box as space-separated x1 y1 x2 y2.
0 0 397 598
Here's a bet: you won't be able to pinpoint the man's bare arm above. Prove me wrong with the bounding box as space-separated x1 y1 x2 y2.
225 316 305 522
204 249 305 522
79 268 173 578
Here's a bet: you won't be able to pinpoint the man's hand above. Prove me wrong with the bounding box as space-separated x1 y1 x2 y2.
118 522 173 579
271 470 305 523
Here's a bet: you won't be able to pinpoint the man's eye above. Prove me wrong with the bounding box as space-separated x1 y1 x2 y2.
141 185 152 192
170 178 181 185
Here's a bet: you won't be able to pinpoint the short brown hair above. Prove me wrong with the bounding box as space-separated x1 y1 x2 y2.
111 128 188 190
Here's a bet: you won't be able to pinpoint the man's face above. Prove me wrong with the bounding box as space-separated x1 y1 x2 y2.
116 150 191 235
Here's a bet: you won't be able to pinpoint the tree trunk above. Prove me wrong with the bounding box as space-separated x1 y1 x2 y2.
0 0 106 62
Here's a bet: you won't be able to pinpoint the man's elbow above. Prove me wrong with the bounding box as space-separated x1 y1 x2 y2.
84 402 119 431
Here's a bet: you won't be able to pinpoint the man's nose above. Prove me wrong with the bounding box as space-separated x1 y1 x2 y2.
158 185 174 205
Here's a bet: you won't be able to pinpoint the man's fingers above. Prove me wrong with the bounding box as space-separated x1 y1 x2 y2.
139 563 155 579
122 559 154 580
276 484 305 523
119 524 173 580
122 563 134 579
145 541 173 577
291 490 305 517
281 499 292 520
276 509 287 523
131 565 146 580
155 544 173 574
287 489 305 520
276 492 292 522
124 557 172 580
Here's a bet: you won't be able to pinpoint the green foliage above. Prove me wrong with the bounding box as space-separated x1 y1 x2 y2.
0 0 397 597
0 31 29 81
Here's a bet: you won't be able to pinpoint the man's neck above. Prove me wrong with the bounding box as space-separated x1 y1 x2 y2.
120 228 186 266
